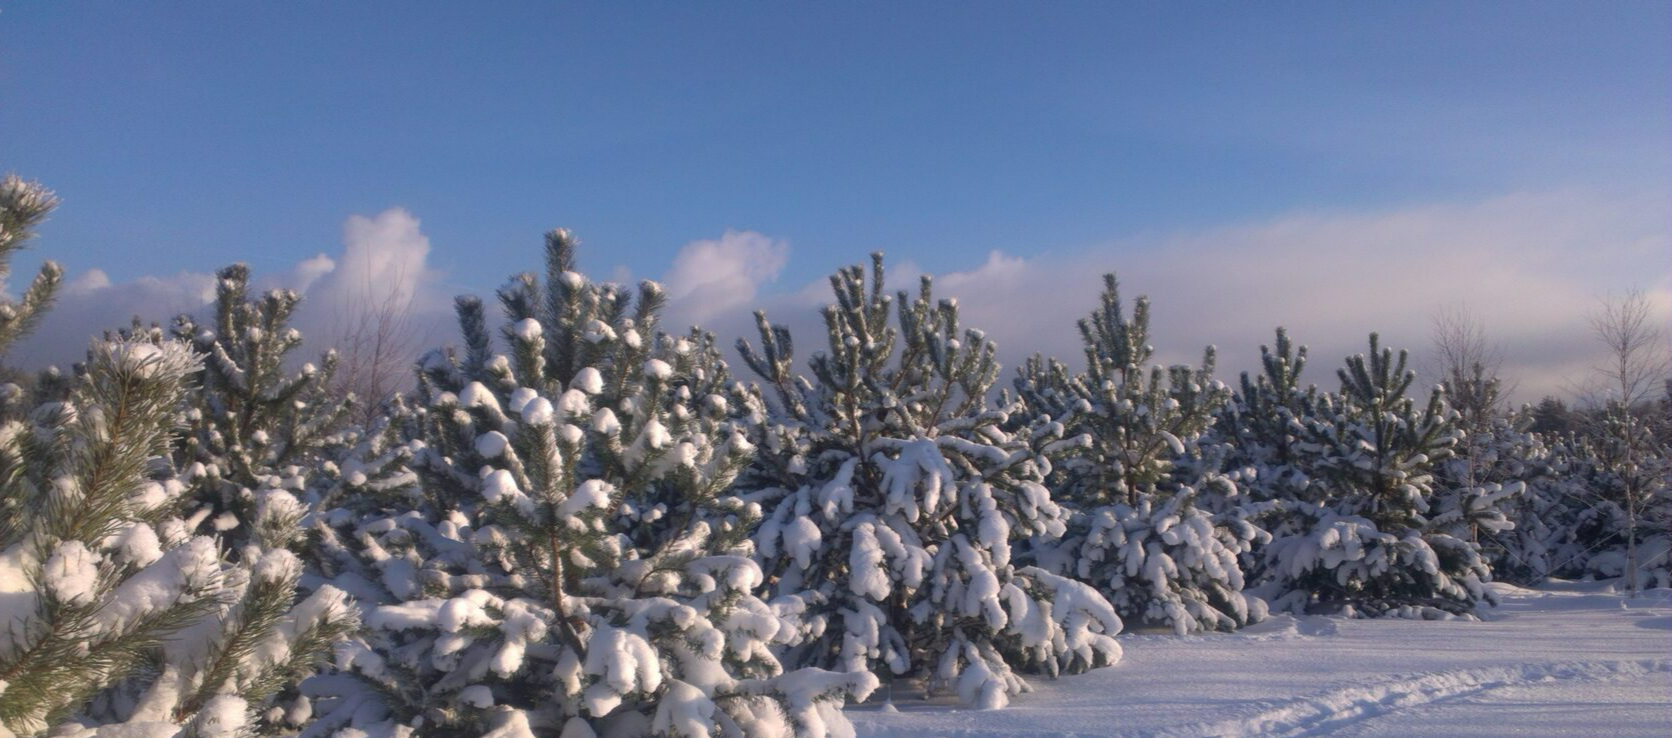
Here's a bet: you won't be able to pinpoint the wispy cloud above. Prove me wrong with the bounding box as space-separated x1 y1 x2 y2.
7 208 452 369
682 189 1670 404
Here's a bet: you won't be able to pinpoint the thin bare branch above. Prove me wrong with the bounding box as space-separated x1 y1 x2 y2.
1582 289 1670 409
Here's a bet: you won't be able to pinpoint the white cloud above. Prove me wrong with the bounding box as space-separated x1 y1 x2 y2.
291 208 449 350
63 268 112 294
321 209 437 306
902 189 1671 403
661 230 789 326
289 253 336 295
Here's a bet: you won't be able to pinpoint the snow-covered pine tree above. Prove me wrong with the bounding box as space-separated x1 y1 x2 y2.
1215 329 1335 604
1498 423 1660 586
313 229 874 738
1484 427 1608 585
0 174 62 527
739 254 1122 710
1218 329 1323 516
0 175 62 357
1012 275 1265 635
1256 334 1495 618
0 177 355 738
153 264 398 734
1427 364 1522 570
1436 411 1581 585
308 393 422 523
170 264 352 552
1512 436 1608 582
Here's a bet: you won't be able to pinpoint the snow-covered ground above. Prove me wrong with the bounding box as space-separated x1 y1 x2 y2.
849 582 1672 737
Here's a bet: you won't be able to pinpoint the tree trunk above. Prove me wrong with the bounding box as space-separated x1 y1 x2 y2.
1625 499 1639 598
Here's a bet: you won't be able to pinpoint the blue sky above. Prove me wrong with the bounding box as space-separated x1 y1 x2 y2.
1 2 1668 398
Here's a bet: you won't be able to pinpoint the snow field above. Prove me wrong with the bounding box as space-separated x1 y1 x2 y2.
849 583 1672 737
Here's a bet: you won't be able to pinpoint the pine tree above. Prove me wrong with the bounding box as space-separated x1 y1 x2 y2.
70 263 373 736
1461 421 1594 585
314 230 874 738
309 393 422 523
739 255 1121 710
1012 275 1265 635
1529 396 1576 435
1254 334 1495 618
0 177 354 738
0 175 62 358
0 175 63 530
1219 329 1324 513
170 264 351 553
1427 365 1522 569
1216 329 1331 601
0 176 65 431
159 265 388 735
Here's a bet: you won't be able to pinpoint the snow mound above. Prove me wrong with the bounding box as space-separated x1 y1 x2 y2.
1232 613 1339 640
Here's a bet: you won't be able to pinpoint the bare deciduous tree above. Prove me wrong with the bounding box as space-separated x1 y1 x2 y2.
1427 302 1512 428
329 263 423 426
1587 404 1669 597
1584 289 1670 409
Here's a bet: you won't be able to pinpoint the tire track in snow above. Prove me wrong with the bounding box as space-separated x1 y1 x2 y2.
1144 659 1672 738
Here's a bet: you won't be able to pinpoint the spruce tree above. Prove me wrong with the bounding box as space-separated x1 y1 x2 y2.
739 255 1121 709
314 230 874 738
1013 275 1265 634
